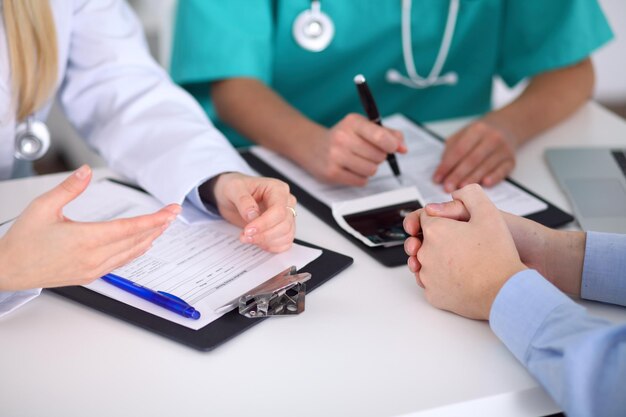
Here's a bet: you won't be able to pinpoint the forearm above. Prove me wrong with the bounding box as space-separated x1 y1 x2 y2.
211 78 325 162
0 236 44 316
485 58 595 146
544 230 586 296
0 235 18 291
502 212 585 296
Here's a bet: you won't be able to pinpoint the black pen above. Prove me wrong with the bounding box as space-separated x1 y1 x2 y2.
354 74 402 182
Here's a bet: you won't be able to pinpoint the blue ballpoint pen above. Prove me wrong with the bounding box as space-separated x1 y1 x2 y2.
101 273 201 320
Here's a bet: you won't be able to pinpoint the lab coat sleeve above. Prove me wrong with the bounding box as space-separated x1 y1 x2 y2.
57 0 254 206
0 289 41 317
497 0 613 87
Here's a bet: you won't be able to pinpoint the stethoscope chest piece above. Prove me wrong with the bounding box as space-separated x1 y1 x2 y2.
14 117 51 161
292 0 334 52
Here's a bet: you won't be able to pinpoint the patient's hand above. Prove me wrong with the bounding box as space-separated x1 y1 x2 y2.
404 186 586 297
403 184 526 320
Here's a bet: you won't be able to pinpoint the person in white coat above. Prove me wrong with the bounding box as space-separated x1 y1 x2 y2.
0 0 296 313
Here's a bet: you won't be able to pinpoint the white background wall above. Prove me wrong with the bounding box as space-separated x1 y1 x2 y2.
588 0 626 105
493 0 626 108
48 0 626 171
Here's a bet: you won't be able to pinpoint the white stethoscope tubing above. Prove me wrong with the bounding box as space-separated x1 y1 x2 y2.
293 0 459 89
386 0 459 88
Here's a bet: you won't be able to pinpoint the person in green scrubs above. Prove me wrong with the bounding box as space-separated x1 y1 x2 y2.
171 0 612 190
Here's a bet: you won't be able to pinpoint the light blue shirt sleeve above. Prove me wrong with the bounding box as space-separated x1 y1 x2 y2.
490 270 626 417
581 231 626 306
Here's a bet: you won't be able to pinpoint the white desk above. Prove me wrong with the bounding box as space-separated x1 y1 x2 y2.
1 102 625 417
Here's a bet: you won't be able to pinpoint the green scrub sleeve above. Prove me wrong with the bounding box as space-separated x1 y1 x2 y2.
497 0 613 87
170 0 274 86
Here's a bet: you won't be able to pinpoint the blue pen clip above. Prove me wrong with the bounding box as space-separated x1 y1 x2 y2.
158 291 188 305
156 290 201 320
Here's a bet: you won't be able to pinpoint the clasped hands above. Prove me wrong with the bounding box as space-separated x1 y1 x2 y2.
403 184 546 320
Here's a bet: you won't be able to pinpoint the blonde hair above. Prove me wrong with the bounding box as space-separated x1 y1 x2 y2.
3 0 58 122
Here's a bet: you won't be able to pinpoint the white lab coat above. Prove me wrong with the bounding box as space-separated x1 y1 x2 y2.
0 0 254 314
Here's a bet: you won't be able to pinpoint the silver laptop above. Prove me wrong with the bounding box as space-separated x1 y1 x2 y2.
546 148 626 233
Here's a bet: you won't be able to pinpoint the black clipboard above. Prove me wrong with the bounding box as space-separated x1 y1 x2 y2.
47 181 354 351
48 241 351 351
242 116 574 267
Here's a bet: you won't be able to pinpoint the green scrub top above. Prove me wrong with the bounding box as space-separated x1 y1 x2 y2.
171 0 612 148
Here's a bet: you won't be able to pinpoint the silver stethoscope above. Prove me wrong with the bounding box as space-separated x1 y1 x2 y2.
292 0 459 88
14 115 51 162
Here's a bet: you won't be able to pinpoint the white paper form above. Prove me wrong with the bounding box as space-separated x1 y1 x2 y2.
251 114 547 216
63 181 322 330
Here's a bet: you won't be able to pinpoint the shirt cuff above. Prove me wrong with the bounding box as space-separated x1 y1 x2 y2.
0 289 41 317
581 231 626 307
489 270 577 364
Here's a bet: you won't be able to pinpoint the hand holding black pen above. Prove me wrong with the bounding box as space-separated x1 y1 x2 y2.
354 74 403 181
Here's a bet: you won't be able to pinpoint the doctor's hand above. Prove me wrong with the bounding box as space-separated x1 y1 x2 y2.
0 165 180 292
433 120 517 192
402 184 526 320
204 173 296 253
300 113 407 187
405 189 586 296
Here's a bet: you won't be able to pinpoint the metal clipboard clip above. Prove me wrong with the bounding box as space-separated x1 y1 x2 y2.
216 266 312 318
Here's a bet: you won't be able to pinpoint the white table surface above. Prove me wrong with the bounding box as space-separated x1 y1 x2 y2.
1 102 625 417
